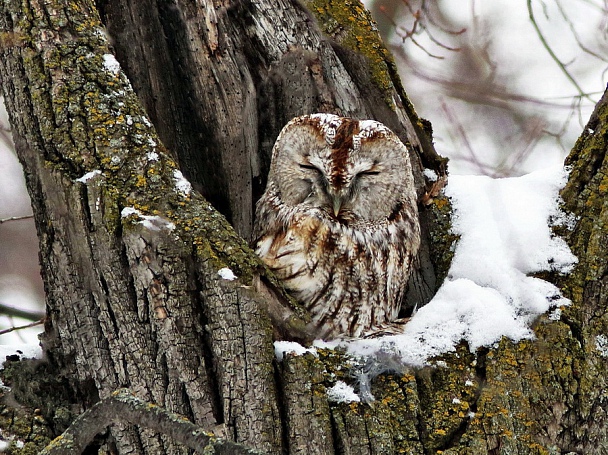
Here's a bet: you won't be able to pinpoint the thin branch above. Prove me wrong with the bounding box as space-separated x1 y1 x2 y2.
576 0 608 14
425 27 463 52
492 117 545 177
0 214 33 224
390 0 462 59
40 389 261 455
400 0 420 20
392 43 580 110
0 301 45 321
409 35 446 59
439 99 493 174
555 0 608 63
527 0 595 103
0 128 13 152
421 1 467 37
0 318 44 336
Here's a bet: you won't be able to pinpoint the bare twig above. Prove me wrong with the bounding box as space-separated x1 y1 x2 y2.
0 318 44 336
0 214 33 224
425 27 462 52
527 0 595 103
409 35 446 59
421 1 466 38
40 389 261 455
386 0 463 59
576 0 608 14
555 0 608 63
492 117 545 177
439 99 489 173
0 115 14 152
0 301 45 321
393 46 578 110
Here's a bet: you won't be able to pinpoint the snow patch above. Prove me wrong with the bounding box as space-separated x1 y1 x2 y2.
217 267 237 281
548 307 562 321
596 335 608 358
102 54 121 75
121 207 139 218
423 168 438 182
0 344 42 368
274 341 317 361
326 381 361 403
76 170 102 183
147 151 159 162
120 207 175 232
173 170 192 196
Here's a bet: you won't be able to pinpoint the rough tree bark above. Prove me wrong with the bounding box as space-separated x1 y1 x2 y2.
0 0 605 454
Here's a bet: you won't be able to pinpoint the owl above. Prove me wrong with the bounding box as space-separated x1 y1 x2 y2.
253 114 420 339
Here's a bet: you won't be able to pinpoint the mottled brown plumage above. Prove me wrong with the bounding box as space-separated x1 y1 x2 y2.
254 114 420 339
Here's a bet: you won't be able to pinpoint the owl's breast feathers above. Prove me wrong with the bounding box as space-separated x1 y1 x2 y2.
254 184 420 339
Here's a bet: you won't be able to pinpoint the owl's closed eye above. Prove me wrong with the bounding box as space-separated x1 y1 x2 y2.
254 113 420 339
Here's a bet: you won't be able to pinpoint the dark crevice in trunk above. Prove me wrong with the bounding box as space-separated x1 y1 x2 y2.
560 312 585 349
328 410 345 455
436 416 471 453
118 219 142 321
104 291 120 341
153 1 234 217
273 361 291 455
412 370 433 455
78 184 94 233
158 351 170 395
193 263 225 425
474 347 488 383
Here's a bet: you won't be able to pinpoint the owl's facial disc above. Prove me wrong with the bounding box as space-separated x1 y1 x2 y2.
297 155 383 223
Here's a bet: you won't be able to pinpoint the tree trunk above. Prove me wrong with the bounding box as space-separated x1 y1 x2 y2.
0 0 605 454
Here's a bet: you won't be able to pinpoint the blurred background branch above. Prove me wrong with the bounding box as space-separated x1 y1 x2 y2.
0 301 45 322
366 0 607 176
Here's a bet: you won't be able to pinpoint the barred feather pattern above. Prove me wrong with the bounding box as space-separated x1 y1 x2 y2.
254 114 420 339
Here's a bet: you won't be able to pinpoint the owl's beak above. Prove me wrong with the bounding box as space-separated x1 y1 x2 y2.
332 196 342 217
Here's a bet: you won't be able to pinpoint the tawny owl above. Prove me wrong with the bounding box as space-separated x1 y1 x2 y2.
253 114 420 339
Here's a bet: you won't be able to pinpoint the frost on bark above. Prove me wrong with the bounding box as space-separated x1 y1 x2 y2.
0 0 605 454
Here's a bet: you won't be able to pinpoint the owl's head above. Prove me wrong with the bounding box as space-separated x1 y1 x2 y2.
267 114 415 226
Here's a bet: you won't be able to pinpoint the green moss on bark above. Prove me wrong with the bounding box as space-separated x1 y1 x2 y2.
305 0 396 107
0 358 75 454
8 0 276 291
426 195 458 289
